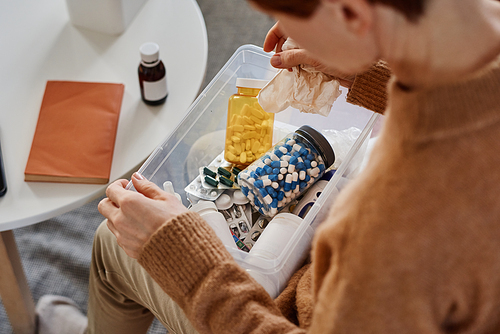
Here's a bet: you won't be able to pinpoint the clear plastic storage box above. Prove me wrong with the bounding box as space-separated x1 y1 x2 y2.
135 45 381 298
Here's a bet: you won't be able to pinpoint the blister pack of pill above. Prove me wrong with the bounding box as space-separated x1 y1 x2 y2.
185 152 244 201
200 165 242 189
215 190 254 246
184 153 225 201
243 215 271 248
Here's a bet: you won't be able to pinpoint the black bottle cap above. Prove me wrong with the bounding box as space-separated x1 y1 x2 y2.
295 125 335 168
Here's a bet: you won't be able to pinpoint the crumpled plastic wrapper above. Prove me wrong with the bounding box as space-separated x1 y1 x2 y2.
258 38 341 117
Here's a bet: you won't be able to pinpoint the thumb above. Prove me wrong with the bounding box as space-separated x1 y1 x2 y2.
271 49 316 69
131 173 164 200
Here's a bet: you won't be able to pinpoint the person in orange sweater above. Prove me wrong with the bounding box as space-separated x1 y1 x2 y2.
36 0 500 333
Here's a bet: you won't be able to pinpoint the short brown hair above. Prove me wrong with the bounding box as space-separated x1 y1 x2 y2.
251 0 426 21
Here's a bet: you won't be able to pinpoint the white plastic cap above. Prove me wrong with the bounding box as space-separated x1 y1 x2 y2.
163 181 175 194
139 42 160 63
215 193 233 210
162 181 182 202
236 78 269 89
232 190 249 205
190 200 217 213
271 212 303 228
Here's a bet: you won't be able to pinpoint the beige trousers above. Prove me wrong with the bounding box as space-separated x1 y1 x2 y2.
87 220 199 334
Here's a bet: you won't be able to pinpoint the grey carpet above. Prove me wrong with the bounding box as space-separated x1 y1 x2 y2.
0 1 274 333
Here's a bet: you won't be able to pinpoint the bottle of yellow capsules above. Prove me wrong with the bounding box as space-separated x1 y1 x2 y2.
225 78 274 166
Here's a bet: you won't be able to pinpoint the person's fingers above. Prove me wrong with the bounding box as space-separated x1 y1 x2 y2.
270 49 315 69
98 197 119 220
263 22 286 52
276 38 286 54
269 49 356 88
117 179 129 187
105 179 130 206
270 54 282 67
131 173 166 200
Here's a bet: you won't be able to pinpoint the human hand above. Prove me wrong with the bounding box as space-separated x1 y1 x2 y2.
263 22 288 54
263 22 356 89
98 173 188 259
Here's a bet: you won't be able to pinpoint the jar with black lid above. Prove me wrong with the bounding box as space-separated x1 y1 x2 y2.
138 42 168 105
237 125 335 217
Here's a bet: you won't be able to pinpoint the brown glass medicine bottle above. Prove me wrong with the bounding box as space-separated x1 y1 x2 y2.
138 42 168 105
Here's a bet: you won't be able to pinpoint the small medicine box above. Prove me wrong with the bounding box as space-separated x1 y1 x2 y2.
136 45 381 298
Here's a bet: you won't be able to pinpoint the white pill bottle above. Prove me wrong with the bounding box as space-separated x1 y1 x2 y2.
189 201 237 249
238 125 335 217
246 213 315 298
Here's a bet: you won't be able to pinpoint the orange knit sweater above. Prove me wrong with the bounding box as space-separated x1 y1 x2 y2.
139 56 500 333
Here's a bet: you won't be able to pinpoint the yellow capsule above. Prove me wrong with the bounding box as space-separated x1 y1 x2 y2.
233 124 244 132
254 123 262 130
246 139 251 151
240 152 247 164
243 116 254 125
244 125 256 131
227 145 236 154
234 142 242 155
226 151 237 162
231 136 241 143
251 115 262 124
242 131 257 140
251 106 265 119
251 141 261 154
235 115 243 125
242 104 252 116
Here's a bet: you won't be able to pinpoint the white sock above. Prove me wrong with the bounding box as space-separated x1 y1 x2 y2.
36 295 88 334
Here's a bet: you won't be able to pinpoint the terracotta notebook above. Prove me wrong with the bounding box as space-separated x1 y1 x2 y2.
25 81 125 184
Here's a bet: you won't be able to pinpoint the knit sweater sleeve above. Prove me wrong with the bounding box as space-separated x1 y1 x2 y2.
138 211 305 334
346 60 391 114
